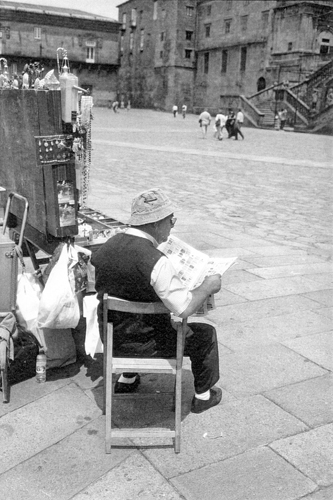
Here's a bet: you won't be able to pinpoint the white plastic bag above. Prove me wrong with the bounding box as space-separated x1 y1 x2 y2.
83 293 103 357
16 272 43 337
38 245 80 329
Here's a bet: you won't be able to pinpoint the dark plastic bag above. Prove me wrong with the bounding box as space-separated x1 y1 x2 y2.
8 327 40 384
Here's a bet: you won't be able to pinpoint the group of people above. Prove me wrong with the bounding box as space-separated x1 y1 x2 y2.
172 104 187 118
198 107 245 140
112 100 131 112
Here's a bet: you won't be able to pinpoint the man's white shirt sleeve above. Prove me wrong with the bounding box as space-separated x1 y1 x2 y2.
151 256 192 316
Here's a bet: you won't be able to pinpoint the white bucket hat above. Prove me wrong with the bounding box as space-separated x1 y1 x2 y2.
128 188 175 226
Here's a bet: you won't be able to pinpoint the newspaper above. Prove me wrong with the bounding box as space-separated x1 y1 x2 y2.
158 236 237 315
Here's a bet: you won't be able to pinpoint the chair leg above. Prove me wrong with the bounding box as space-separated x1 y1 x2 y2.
1 347 9 404
105 324 113 453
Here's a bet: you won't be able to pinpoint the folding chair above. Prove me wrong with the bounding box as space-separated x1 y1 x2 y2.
103 294 187 454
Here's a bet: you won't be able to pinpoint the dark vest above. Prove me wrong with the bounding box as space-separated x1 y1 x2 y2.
91 233 172 339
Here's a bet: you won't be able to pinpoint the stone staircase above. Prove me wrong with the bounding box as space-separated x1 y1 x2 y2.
244 59 333 134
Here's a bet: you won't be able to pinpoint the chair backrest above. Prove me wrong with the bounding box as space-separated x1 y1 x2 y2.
103 294 170 316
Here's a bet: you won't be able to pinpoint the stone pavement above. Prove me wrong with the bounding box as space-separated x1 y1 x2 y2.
0 109 332 500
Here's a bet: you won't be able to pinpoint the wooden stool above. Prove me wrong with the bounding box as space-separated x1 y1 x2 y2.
103 294 187 454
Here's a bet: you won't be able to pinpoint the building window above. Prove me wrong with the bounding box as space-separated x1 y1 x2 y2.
140 29 144 50
34 27 41 40
160 50 163 58
240 46 247 71
261 11 269 29
222 49 228 73
162 9 166 19
185 49 192 59
130 32 134 51
120 34 124 53
288 42 292 51
153 0 158 20
122 13 126 29
86 46 95 63
204 52 209 74
225 19 232 34
131 8 137 27
240 15 248 32
207 5 211 16
160 32 165 41
186 30 193 41
205 25 211 38
226 0 232 10
186 6 194 17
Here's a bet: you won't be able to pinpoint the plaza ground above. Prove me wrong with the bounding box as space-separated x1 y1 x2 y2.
0 109 332 500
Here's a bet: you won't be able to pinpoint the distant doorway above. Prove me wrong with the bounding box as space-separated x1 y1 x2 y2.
257 77 266 92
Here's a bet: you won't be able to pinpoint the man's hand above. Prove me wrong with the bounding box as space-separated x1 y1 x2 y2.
202 274 222 295
179 274 222 319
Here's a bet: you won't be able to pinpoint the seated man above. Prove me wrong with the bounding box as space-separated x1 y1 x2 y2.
91 188 222 414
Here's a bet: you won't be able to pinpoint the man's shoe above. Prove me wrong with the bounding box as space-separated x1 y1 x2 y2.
191 387 222 414
114 374 140 394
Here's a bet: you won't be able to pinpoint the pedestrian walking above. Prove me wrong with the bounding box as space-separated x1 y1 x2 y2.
226 109 236 139
214 109 226 141
112 101 119 113
279 108 287 130
127 100 131 111
198 108 212 138
172 104 178 117
234 108 245 140
182 104 187 118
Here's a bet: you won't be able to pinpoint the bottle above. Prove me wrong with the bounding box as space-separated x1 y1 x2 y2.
36 349 47 383
59 55 78 124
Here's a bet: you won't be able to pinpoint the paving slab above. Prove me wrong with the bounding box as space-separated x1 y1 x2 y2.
240 246 313 257
0 383 101 474
304 289 333 307
140 395 308 478
282 331 333 371
241 254 326 268
266 310 333 339
224 276 330 301
221 269 264 285
208 295 323 325
264 374 333 428
314 306 333 319
270 423 333 487
248 263 333 279
0 375 71 416
216 316 287 351
0 416 132 500
215 288 248 306
171 446 316 500
302 485 333 500
218 343 328 397
306 273 333 286
71 452 183 500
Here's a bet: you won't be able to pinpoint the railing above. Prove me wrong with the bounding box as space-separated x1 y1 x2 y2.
247 82 285 107
284 89 310 124
239 95 265 127
308 103 333 132
291 59 333 108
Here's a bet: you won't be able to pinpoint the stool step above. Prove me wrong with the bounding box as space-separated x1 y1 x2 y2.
111 428 175 438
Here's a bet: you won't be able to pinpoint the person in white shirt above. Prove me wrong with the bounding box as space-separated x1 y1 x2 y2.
172 104 178 117
214 109 227 141
182 104 187 118
235 108 245 140
198 108 212 138
92 188 222 414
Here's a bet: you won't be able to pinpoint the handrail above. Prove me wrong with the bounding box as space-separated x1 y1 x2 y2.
247 82 285 100
239 95 265 127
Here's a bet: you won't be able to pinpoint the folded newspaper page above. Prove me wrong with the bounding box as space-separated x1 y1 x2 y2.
158 236 237 315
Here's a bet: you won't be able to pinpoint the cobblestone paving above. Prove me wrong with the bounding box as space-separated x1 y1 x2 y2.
89 108 333 260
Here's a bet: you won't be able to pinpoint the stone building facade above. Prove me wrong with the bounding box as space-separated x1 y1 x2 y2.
117 0 197 110
117 0 333 113
0 1 120 105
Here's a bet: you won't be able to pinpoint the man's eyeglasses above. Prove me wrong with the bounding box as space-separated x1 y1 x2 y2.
170 217 177 227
